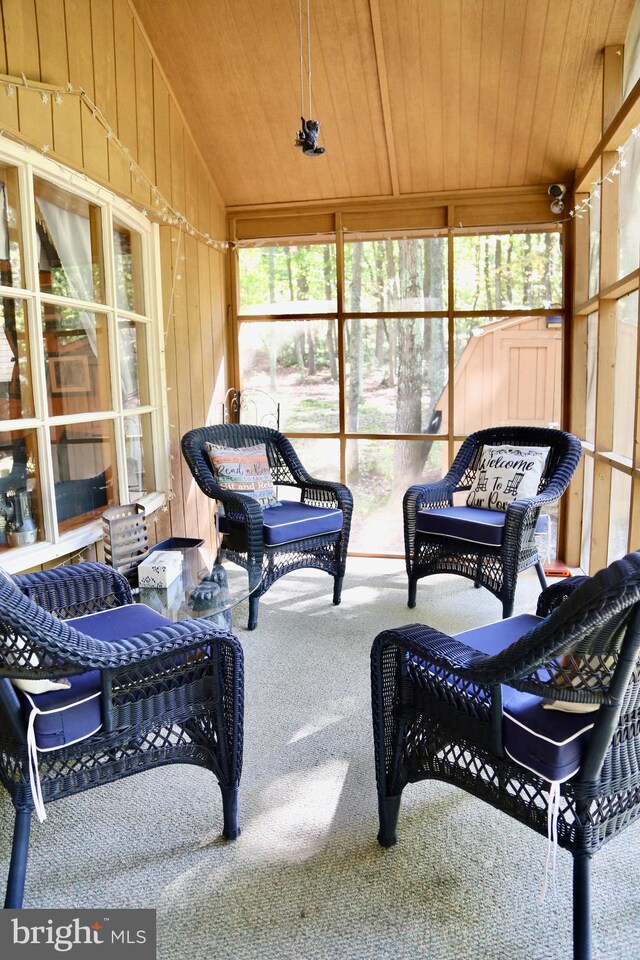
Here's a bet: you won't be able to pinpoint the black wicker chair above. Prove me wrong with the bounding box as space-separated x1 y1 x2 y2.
181 425 353 630
371 551 640 960
404 426 582 618
0 562 243 908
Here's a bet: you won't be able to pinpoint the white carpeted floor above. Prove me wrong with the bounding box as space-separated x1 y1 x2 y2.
2 560 638 959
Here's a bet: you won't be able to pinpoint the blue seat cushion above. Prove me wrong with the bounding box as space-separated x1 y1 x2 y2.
416 506 506 546
18 604 173 751
454 615 594 783
220 499 343 546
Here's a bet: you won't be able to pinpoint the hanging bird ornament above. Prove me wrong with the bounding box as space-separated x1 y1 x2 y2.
294 0 325 156
295 118 324 156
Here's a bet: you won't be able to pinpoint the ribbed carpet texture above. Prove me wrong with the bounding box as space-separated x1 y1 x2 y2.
2 559 638 960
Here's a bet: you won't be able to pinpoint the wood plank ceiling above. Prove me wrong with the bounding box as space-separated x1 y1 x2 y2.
131 0 635 209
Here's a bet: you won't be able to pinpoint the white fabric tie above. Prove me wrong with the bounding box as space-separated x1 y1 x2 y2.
26 707 47 823
541 780 561 901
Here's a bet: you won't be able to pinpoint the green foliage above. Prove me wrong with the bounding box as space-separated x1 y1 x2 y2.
238 245 336 310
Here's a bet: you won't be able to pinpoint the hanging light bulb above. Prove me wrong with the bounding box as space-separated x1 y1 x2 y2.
294 0 325 156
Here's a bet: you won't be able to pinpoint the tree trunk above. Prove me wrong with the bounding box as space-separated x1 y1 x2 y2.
295 328 306 379
523 234 533 304
327 321 337 380
346 244 363 477
306 327 316 376
494 237 503 308
269 249 277 391
505 240 513 303
286 247 294 301
483 236 493 310
394 240 424 483
324 248 338 380
423 238 444 308
386 321 396 388
375 320 385 366
472 239 481 310
544 233 553 302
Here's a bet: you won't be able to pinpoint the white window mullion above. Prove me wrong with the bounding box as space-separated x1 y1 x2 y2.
149 222 170 497
102 203 128 506
19 161 58 545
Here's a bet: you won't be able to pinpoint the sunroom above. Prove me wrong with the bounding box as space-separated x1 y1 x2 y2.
0 2 639 959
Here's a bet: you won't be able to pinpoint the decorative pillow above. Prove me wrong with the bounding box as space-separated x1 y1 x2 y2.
205 442 280 509
12 677 72 694
466 444 550 511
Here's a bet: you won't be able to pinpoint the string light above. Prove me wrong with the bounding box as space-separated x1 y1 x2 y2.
0 72 229 252
567 126 640 221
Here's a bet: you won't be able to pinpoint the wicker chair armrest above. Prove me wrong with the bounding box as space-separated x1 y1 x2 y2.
301 479 353 512
105 623 241 678
458 556 640 698
94 618 241 666
0 570 240 676
403 480 455 517
212 488 265 526
536 577 590 618
373 623 491 676
13 562 133 617
372 624 498 725
370 618 619 723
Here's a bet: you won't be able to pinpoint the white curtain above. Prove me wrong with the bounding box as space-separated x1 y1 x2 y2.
36 197 97 356
0 184 9 260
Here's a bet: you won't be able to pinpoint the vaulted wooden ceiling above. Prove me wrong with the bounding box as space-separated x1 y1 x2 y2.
131 0 635 209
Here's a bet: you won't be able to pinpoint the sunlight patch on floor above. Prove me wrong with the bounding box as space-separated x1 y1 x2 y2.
288 714 345 744
240 760 349 860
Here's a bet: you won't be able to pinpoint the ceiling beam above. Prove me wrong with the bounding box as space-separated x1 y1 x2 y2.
368 0 400 196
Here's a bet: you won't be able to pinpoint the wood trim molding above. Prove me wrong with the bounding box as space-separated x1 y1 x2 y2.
368 0 400 196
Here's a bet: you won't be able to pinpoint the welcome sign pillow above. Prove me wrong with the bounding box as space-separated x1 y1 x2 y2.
466 444 550 511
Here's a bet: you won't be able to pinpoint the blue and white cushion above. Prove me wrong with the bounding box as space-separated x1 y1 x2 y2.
417 506 506 546
220 499 343 546
15 603 172 822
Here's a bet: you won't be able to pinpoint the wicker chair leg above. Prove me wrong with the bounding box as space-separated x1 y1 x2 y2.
573 852 592 960
4 808 31 909
333 575 344 605
408 578 417 609
221 786 241 840
502 598 514 619
474 557 482 587
377 794 402 847
535 561 547 591
247 594 259 631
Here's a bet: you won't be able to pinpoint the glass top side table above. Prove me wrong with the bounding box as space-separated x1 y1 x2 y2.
133 542 260 628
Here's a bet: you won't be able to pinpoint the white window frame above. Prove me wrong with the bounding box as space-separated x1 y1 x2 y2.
0 139 170 573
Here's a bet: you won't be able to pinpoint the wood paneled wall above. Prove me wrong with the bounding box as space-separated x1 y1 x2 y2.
0 0 229 565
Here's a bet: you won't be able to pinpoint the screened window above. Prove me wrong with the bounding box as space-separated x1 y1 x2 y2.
236 227 563 555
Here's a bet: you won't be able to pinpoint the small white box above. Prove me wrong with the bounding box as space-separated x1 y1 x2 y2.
138 550 182 588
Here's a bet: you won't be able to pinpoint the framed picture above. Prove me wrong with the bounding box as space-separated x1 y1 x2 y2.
49 355 91 395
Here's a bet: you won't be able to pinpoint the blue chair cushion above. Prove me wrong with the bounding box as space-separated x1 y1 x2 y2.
18 604 172 750
454 615 594 783
416 506 506 547
220 499 343 546
262 500 343 546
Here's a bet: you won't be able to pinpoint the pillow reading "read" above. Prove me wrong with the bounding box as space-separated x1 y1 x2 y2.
466 444 550 512
205 442 280 509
